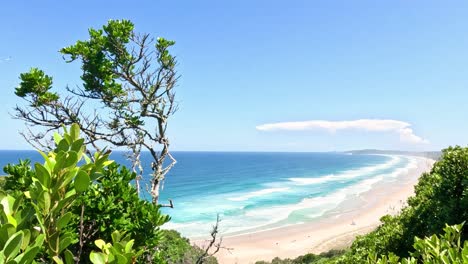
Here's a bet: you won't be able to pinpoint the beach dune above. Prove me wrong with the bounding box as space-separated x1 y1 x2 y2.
196 156 434 264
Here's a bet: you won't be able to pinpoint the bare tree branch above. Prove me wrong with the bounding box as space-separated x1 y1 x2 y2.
196 215 231 264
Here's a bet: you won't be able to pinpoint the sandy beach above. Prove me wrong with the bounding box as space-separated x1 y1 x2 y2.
196 156 435 264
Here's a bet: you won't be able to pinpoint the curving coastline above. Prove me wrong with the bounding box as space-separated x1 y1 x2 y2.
205 156 435 264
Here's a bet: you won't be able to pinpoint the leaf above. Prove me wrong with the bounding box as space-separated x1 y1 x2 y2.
124 240 134 253
102 160 114 167
56 168 78 191
43 192 51 213
111 231 121 244
56 139 69 153
54 152 66 173
83 154 91 164
3 231 23 260
57 212 73 230
70 124 80 141
89 252 107 264
94 239 106 250
63 151 78 168
74 171 90 193
63 249 74 264
0 224 16 248
14 245 40 264
52 256 64 264
1 195 16 216
90 172 103 181
11 196 23 215
37 149 49 163
115 253 127 264
34 163 51 188
6 213 17 228
32 234 44 248
70 139 84 153
36 191 50 214
63 134 72 145
55 194 75 213
58 234 73 254
53 132 63 145
20 230 30 251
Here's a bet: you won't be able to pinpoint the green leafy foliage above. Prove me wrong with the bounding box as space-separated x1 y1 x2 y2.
255 250 344 264
0 124 118 263
372 223 468 264
73 163 170 262
25 124 113 263
404 146 468 246
59 19 137 102
89 231 143 264
158 229 218 264
0 192 44 264
3 160 35 194
15 68 59 106
1 124 201 263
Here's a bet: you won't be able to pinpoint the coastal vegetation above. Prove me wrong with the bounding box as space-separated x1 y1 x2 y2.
0 125 217 263
255 250 345 264
1 20 218 263
257 146 468 263
0 124 146 263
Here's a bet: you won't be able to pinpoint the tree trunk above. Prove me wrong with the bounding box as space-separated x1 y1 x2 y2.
151 165 163 205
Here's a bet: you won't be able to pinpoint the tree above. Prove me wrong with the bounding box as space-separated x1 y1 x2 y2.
14 19 178 205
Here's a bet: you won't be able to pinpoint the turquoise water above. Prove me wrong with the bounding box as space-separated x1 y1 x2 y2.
0 151 413 237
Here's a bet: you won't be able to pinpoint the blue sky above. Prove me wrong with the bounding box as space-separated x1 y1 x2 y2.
0 1 467 151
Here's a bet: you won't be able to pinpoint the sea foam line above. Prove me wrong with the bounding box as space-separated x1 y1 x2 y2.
227 187 291 201
288 155 401 185
166 156 421 238
222 156 418 235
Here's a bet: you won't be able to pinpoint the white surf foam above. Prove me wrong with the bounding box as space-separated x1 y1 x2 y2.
165 156 423 238
227 187 291 201
288 155 401 185
219 157 418 235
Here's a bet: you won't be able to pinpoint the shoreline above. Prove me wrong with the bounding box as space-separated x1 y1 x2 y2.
197 156 434 264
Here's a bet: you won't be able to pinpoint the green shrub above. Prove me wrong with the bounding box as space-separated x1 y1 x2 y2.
89 230 144 264
3 160 34 195
0 192 44 263
158 229 218 264
0 124 214 264
73 163 169 262
255 249 344 264
371 223 468 264
0 124 149 263
0 124 109 262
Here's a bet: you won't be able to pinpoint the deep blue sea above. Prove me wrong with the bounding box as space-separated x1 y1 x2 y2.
0 150 415 237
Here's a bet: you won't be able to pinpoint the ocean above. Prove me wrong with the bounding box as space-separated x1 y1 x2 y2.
0 150 416 238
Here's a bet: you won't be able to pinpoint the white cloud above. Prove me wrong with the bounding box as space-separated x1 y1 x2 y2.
0 56 12 63
256 119 429 144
